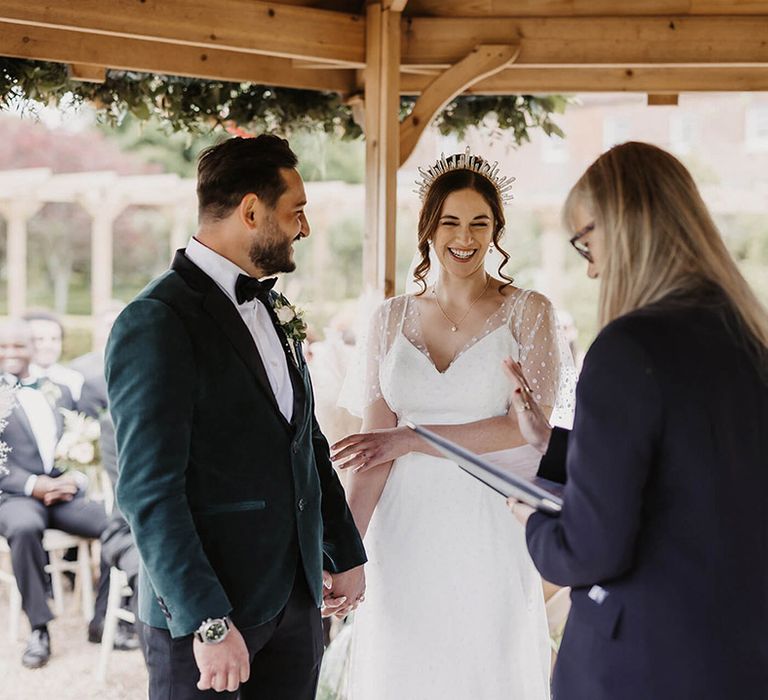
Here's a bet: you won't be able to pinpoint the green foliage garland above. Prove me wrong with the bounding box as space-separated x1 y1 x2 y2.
0 58 567 143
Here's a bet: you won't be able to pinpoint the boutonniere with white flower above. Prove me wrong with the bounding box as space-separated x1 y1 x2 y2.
271 293 308 344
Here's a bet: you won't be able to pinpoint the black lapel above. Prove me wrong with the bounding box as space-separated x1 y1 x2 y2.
170 250 291 431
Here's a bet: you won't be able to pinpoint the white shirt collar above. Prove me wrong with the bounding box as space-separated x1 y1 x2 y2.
185 236 253 307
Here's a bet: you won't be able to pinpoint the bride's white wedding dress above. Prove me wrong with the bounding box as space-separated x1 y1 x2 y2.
341 288 573 700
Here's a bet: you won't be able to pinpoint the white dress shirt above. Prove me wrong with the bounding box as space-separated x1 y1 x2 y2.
185 237 294 422
12 379 59 496
29 362 84 401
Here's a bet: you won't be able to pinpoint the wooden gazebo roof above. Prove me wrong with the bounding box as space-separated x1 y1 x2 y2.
2 0 767 295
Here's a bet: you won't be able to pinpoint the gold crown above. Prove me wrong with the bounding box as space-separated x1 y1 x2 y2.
414 146 515 205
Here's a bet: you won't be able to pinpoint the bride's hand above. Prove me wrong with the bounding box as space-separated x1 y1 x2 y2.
331 427 415 473
503 358 552 454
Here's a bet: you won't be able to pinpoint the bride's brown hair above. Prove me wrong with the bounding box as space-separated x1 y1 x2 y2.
413 163 514 295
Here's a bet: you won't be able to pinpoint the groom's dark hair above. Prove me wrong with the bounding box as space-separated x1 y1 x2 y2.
196 135 298 222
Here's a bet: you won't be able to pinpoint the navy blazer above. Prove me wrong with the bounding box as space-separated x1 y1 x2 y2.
528 290 768 700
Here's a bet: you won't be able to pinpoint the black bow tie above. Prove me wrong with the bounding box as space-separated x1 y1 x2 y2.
235 275 277 305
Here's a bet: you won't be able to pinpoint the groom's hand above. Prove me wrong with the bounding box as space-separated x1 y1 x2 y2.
322 565 365 619
193 623 250 693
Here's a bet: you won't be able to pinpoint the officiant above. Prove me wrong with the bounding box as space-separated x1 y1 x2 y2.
507 142 768 700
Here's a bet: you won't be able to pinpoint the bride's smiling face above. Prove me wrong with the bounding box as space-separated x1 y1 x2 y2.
432 188 494 278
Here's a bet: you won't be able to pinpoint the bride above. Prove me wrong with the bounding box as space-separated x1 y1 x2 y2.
333 149 573 699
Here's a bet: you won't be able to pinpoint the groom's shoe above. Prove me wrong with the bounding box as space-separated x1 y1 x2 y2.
22 627 51 669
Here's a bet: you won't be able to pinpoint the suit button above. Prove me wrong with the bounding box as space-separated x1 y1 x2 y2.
291 442 299 454
297 498 306 512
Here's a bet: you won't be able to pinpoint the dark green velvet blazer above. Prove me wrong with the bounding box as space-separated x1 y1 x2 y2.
106 251 366 638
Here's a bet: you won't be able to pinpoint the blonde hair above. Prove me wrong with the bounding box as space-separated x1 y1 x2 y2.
564 141 768 364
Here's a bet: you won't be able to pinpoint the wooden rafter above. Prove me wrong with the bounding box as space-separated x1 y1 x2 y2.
399 66 768 94
402 16 768 68
67 63 106 83
400 44 520 166
405 0 768 17
0 22 357 93
0 0 366 65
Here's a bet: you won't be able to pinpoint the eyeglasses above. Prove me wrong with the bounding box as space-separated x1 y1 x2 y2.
569 222 595 263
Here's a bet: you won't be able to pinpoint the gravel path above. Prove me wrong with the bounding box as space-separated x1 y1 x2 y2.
0 587 147 700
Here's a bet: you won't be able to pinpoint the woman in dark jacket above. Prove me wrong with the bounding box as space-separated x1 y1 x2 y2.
507 141 768 700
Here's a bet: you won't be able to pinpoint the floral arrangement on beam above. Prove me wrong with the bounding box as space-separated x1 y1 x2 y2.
0 58 568 144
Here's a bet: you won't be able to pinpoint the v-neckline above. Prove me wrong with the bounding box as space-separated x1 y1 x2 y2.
404 294 513 374
401 324 508 375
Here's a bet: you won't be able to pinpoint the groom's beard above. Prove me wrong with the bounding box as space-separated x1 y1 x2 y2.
249 213 297 275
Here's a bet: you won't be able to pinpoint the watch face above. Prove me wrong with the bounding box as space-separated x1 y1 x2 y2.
204 621 227 643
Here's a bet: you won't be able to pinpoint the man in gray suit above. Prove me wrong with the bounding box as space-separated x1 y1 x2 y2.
0 319 107 668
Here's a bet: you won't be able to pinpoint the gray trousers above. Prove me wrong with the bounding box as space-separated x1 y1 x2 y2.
0 494 107 629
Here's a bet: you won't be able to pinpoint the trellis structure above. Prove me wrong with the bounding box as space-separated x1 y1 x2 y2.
0 169 195 316
2 0 768 298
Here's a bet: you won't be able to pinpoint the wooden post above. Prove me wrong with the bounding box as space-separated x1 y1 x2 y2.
0 200 38 317
364 2 400 299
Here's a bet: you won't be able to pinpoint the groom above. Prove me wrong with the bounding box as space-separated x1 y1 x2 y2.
106 135 366 699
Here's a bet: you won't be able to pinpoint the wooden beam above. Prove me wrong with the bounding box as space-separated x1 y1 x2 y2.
0 0 365 65
67 63 106 83
647 93 679 106
0 22 357 93
386 0 410 11
400 44 520 166
400 66 768 93
364 3 400 299
402 16 768 68
405 1 768 17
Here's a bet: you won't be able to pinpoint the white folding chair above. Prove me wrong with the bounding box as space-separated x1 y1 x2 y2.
0 529 96 640
0 537 22 638
97 566 136 683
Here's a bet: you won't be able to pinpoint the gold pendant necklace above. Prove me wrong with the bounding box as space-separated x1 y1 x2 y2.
432 276 490 332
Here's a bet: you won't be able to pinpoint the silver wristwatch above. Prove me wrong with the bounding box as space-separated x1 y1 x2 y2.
194 616 231 644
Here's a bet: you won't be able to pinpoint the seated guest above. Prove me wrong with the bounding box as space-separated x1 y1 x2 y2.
23 310 84 402
0 319 108 669
507 142 768 699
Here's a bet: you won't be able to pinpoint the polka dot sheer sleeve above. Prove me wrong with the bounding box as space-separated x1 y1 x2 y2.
338 296 405 418
510 290 577 427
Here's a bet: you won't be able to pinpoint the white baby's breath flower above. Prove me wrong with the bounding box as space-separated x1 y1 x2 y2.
276 306 296 324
